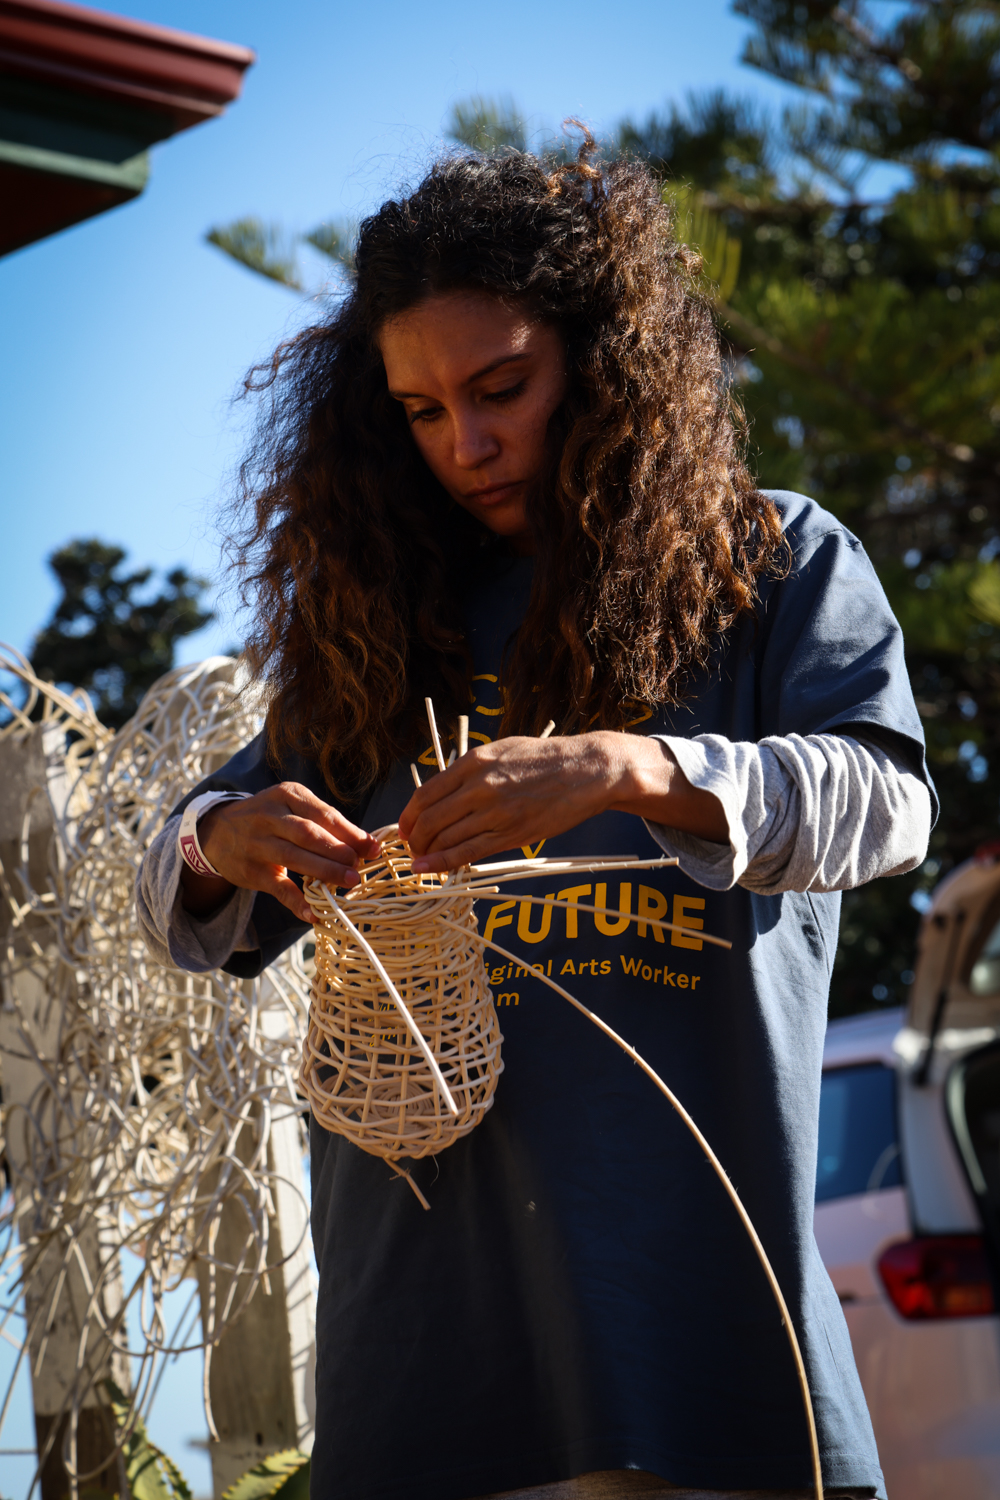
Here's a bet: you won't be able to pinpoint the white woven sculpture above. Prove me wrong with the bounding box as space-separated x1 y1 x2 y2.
0 647 312 1490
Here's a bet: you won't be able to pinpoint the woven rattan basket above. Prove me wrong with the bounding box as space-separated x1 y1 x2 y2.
301 829 503 1168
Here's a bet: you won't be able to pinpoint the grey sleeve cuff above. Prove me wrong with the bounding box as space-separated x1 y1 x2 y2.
135 816 259 974
642 732 932 896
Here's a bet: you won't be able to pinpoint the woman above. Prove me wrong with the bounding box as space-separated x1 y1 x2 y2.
138 142 932 1500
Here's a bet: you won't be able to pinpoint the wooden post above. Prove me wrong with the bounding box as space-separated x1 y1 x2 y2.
195 1101 316 1497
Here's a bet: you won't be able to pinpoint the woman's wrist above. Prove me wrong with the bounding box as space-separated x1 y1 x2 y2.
179 803 238 916
595 731 675 811
602 731 729 844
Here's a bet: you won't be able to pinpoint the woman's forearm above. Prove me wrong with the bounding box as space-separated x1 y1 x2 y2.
599 732 730 844
135 817 258 974
180 864 236 916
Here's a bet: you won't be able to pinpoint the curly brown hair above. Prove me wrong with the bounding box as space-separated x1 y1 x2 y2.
231 139 786 803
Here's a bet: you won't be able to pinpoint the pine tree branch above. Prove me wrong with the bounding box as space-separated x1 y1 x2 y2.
829 3 891 64
700 187 876 220
719 300 975 463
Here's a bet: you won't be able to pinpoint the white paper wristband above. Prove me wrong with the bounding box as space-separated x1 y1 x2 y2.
177 791 250 878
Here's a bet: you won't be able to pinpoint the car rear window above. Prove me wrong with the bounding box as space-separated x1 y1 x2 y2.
817 1063 903 1203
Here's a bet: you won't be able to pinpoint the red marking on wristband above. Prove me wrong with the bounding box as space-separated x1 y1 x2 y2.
180 835 215 876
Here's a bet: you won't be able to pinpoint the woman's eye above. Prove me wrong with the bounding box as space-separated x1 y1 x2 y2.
408 405 442 425
485 381 526 406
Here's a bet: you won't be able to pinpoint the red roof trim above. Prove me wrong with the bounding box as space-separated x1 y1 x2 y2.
0 0 254 126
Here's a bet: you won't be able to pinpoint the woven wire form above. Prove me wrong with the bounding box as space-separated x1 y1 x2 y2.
0 646 311 1487
302 831 503 1162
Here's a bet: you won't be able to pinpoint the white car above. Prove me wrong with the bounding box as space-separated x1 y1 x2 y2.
816 853 1000 1498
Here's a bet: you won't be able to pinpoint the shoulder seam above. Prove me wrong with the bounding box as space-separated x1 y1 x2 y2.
787 524 862 559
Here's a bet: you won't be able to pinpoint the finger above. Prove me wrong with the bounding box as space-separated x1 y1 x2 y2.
428 821 529 859
264 867 358 926
202 808 365 885
268 870 313 925
260 839 363 889
276 783 380 856
403 787 488 855
397 764 466 839
400 748 509 848
418 807 502 860
410 833 500 874
266 814 373 869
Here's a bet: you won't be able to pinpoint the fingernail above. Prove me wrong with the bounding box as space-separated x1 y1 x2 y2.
411 857 428 873
341 869 360 887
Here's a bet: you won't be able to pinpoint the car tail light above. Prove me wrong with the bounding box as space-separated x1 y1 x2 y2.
877 1236 996 1319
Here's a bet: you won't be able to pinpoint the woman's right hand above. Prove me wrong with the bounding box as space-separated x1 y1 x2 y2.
178 783 381 924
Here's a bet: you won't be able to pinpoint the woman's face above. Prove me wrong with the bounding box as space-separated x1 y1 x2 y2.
379 290 568 554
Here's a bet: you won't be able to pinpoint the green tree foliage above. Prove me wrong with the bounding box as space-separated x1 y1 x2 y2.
206 218 304 290
446 95 527 152
303 221 356 276
623 0 1000 1014
620 91 780 199
664 182 743 304
31 540 213 729
206 215 356 289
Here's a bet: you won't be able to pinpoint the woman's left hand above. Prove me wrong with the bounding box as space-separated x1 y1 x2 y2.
397 731 728 872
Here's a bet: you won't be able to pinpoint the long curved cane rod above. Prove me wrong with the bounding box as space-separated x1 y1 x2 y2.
318 884 460 1118
431 913 824 1500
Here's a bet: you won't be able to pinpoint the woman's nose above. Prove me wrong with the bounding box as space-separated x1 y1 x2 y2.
452 412 501 470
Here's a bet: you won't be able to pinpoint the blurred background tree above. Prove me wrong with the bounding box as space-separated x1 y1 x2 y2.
204 0 1000 1017
30 540 213 729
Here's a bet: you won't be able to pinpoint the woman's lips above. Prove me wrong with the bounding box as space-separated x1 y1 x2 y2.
464 481 523 507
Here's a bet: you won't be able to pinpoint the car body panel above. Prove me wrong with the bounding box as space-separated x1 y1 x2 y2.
814 1186 909 1302
897 1063 982 1231
817 896 1000 1500
845 1298 1000 1500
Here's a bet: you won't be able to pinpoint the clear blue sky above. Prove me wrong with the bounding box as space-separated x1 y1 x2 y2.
0 2 798 1493
0 0 799 670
